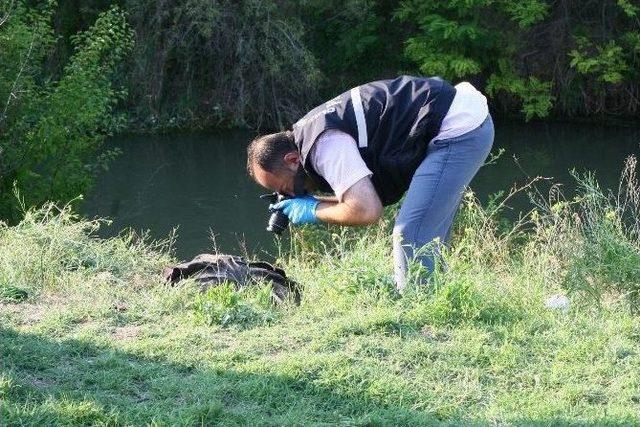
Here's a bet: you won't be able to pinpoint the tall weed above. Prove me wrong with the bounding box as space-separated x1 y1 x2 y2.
0 202 171 298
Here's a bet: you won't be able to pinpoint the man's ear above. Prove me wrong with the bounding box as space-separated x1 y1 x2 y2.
283 151 300 170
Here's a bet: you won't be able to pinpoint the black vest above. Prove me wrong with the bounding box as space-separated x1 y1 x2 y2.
292 76 456 206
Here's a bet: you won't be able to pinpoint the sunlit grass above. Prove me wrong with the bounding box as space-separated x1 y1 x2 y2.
2 157 640 425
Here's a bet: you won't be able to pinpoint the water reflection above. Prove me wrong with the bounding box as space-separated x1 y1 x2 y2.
82 123 640 259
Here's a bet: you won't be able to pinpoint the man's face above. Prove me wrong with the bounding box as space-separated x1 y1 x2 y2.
252 151 300 196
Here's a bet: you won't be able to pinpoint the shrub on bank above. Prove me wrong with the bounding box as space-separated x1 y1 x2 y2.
0 3 134 221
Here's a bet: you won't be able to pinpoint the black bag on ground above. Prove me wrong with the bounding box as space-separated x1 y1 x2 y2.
163 254 300 304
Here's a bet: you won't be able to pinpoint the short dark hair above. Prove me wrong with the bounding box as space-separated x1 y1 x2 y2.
246 131 297 178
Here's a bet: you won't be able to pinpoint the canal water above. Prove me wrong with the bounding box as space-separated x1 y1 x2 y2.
81 122 640 260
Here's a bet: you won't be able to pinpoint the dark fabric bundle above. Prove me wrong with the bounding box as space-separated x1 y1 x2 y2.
163 254 300 304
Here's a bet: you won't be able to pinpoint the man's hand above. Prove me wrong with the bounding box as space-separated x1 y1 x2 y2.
271 195 320 225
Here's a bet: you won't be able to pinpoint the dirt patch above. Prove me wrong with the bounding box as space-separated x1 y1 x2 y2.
112 324 141 340
0 302 46 326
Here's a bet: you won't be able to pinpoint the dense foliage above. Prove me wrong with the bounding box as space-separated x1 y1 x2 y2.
31 0 640 130
123 0 320 130
303 0 640 121
0 1 133 221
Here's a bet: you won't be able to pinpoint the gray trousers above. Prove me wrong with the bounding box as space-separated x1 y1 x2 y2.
393 114 495 290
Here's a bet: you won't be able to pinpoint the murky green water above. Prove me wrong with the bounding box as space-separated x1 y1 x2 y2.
82 122 640 260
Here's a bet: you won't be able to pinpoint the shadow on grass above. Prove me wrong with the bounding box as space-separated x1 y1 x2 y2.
1 327 436 426
0 327 632 426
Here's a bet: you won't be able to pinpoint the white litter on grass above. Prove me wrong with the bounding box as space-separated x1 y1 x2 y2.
545 294 570 313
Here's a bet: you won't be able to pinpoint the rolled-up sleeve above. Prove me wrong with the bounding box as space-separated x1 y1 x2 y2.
309 129 373 202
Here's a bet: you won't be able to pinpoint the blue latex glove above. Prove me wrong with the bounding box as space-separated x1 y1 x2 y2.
271 195 319 225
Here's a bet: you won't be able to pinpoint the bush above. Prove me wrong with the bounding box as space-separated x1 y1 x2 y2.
512 156 640 314
0 1 133 221
124 0 321 130
396 0 640 119
558 160 640 311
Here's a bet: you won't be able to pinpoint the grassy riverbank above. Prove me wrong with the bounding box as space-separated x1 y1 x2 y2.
3 158 640 426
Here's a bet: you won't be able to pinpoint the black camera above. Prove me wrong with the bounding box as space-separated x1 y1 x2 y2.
260 193 289 235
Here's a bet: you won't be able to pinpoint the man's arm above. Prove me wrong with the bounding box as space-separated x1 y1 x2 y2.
315 176 382 225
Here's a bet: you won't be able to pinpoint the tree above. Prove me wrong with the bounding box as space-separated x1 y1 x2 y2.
0 1 134 221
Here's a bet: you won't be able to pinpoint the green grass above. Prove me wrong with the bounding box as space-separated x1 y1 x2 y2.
3 158 640 426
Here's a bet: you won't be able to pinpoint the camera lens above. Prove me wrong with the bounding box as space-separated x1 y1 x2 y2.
266 210 288 234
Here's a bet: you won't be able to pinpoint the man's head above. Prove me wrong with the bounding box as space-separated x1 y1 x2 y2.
246 131 301 196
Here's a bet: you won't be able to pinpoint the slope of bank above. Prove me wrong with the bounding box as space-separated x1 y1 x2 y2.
2 159 640 425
